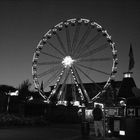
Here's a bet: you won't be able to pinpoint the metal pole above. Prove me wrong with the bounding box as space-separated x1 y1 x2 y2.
6 95 10 113
81 104 86 122
103 104 106 139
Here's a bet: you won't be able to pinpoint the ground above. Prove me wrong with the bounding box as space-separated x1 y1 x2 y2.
0 123 121 140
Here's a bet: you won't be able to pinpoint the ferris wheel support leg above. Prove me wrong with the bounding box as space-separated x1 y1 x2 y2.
72 66 90 102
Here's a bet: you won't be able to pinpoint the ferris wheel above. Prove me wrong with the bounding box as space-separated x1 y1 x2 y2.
32 18 118 106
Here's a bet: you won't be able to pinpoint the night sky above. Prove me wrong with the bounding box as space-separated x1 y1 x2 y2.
0 0 140 89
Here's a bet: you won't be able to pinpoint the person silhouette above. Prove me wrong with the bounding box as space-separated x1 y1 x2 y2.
92 104 104 137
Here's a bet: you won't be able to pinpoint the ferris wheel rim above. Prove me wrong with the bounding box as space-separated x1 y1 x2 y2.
32 18 118 104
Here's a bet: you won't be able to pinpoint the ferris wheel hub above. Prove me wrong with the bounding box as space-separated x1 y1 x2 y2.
62 56 75 68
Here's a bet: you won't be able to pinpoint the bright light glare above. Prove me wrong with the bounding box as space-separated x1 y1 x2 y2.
108 130 111 133
72 101 80 106
28 96 33 101
9 90 19 96
62 56 75 68
119 130 125 136
124 72 132 78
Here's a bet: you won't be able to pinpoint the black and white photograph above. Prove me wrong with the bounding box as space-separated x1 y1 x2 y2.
0 0 140 139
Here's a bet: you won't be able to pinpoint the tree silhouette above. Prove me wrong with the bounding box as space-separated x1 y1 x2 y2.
18 79 32 102
0 85 16 93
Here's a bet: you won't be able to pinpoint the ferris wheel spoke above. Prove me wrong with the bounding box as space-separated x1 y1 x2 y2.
79 57 112 63
71 74 77 101
47 68 65 100
71 24 81 55
80 43 109 59
38 60 61 66
70 67 85 101
77 63 110 75
43 69 62 88
77 33 101 58
73 25 91 56
56 33 67 55
72 66 90 102
75 65 103 91
57 70 70 100
47 41 65 56
38 65 61 78
41 51 62 60
65 27 72 55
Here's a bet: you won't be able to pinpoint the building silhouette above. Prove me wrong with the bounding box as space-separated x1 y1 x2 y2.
117 72 136 99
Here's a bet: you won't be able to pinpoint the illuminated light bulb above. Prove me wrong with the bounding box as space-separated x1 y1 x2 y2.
108 130 111 134
62 56 75 68
119 130 125 136
52 89 56 94
97 26 102 32
46 34 51 39
46 99 50 103
111 42 115 47
52 28 57 34
56 100 67 106
43 100 48 103
64 22 69 26
73 101 80 106
71 71 74 74
124 72 132 78
102 31 107 36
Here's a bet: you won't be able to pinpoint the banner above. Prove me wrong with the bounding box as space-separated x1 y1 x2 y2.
128 44 135 71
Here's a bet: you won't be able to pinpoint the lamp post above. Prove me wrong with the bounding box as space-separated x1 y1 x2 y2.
6 90 19 113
